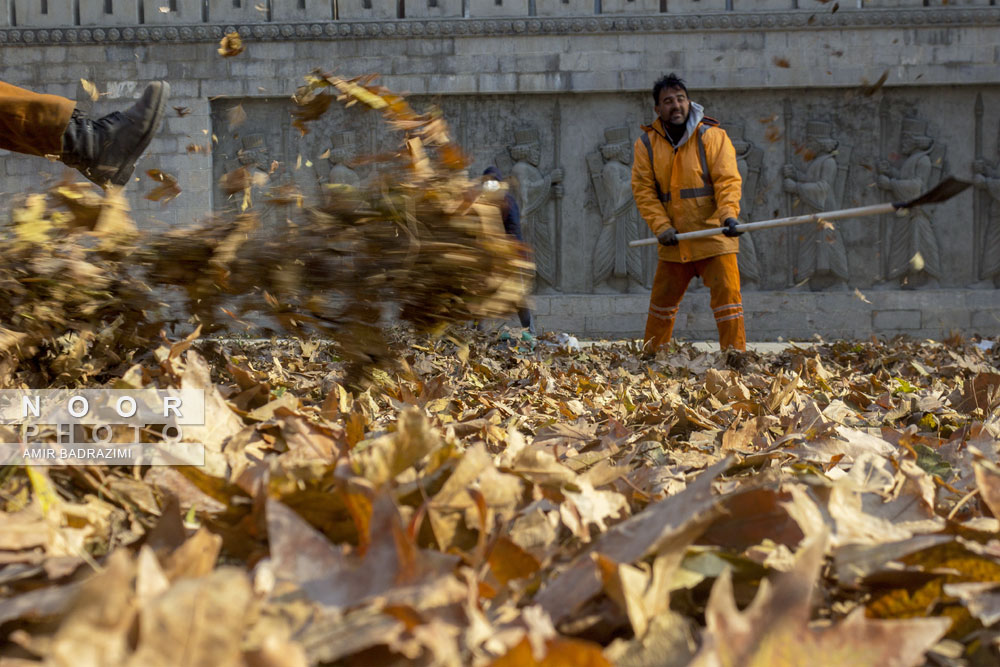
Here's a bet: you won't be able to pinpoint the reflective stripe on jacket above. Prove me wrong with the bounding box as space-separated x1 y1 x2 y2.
631 115 742 263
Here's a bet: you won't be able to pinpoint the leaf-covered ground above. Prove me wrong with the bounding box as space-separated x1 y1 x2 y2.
2 329 999 666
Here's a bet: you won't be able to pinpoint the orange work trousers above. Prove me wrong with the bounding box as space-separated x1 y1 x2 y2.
644 253 746 352
0 80 76 157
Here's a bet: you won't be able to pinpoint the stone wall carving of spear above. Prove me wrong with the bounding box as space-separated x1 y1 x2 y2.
973 92 983 280
783 98 794 287
553 98 563 291
878 97 890 279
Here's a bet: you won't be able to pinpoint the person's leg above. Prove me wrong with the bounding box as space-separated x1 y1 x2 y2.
701 253 746 351
517 307 535 333
0 79 170 187
643 260 695 352
0 80 76 156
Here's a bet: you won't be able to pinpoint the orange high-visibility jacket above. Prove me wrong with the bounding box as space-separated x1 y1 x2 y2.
631 107 742 263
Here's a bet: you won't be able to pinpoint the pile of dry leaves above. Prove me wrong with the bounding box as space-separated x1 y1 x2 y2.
1 330 999 666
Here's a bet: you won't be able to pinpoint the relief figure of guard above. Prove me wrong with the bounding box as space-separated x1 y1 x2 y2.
509 127 563 292
590 125 653 292
877 117 944 289
782 120 850 291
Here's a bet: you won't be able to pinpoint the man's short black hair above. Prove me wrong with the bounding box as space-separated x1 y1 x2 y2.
653 73 688 104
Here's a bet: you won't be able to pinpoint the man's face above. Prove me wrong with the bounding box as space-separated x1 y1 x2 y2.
656 86 690 127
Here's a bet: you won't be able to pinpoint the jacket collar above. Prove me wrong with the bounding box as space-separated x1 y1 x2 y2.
642 102 706 149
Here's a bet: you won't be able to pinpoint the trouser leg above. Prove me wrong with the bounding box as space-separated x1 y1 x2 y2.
701 253 746 351
643 260 695 352
517 307 534 332
0 80 76 157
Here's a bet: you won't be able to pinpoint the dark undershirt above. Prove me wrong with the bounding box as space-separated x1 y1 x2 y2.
665 122 686 147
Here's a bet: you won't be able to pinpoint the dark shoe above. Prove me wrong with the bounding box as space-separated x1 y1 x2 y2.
60 81 170 187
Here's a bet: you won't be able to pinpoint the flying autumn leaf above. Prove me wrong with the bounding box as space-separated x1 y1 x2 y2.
218 31 244 57
218 167 251 195
226 104 247 129
144 169 181 203
290 92 333 136
80 78 100 102
861 69 890 97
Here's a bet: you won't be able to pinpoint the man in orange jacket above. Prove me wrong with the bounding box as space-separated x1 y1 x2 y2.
0 79 169 188
631 73 746 352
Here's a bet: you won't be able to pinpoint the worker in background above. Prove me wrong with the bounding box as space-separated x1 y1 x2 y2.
631 73 746 353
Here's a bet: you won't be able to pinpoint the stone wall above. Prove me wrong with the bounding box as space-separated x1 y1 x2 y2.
1 3 998 339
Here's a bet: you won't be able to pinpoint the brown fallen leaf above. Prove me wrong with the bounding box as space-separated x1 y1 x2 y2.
227 103 247 129
145 169 181 203
218 31 244 58
692 533 951 666
80 78 100 102
536 459 728 624
861 69 890 97
129 568 254 667
490 636 612 667
219 166 252 195
975 460 1000 518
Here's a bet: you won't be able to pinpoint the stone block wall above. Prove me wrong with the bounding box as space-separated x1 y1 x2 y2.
405 0 464 18
665 0 727 13
533 289 1000 342
466 0 529 17
338 0 399 20
272 0 335 21
80 1 139 26
13 0 72 26
536 1 594 18
601 0 659 14
207 0 269 22
0 4 999 340
141 0 203 24
5 1 1000 25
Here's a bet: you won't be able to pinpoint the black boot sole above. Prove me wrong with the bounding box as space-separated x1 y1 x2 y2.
110 81 170 187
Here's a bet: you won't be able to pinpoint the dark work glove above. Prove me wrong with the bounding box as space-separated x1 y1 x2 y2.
722 217 743 237
657 227 679 246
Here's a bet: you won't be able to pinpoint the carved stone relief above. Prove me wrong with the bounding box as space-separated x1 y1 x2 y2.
729 121 764 290
877 115 945 289
972 158 1000 287
972 94 1000 289
211 98 381 221
508 127 563 292
783 119 850 291
205 88 990 297
588 125 654 292
328 131 361 187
